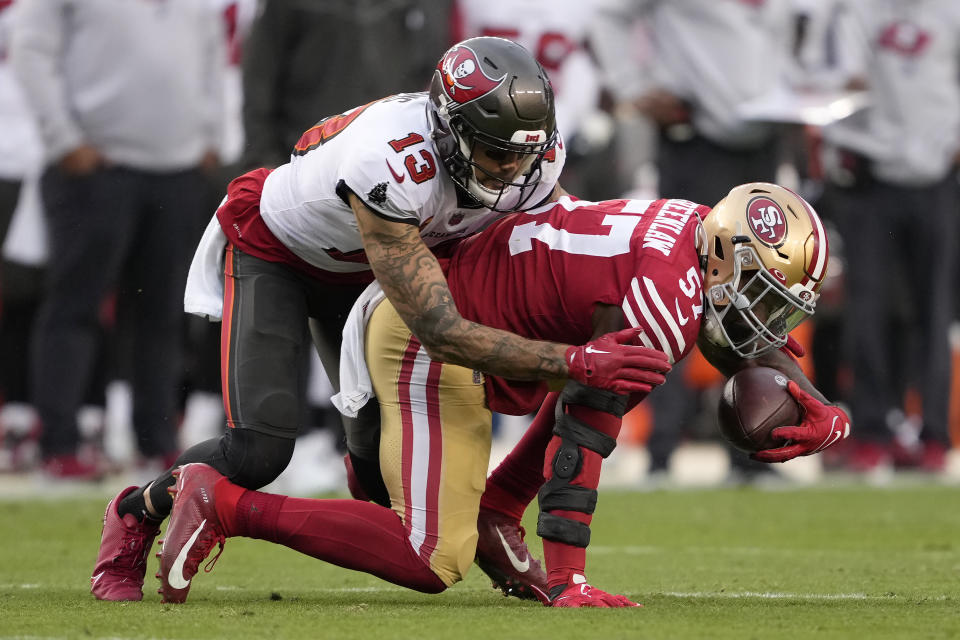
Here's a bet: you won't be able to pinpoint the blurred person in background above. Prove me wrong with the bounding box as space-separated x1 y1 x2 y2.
452 0 629 202
241 0 452 171
588 0 803 480
815 0 960 477
177 0 260 457
0 0 44 471
10 0 228 480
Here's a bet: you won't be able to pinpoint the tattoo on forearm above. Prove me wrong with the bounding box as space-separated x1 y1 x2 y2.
359 216 567 380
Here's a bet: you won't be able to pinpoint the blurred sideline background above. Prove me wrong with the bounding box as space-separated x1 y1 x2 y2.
1 0 960 499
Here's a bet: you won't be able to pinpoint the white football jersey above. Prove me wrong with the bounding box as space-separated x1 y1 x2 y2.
258 92 565 274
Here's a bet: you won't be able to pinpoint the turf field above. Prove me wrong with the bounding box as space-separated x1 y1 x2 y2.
1 482 958 640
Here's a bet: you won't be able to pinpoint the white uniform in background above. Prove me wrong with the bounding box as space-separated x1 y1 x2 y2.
823 0 960 185
210 0 258 165
11 0 226 171
454 0 604 142
0 0 45 266
590 0 796 150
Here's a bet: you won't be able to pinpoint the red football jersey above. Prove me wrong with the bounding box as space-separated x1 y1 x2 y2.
447 195 711 414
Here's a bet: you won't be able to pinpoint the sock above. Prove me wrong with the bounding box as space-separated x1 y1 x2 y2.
117 487 149 521
146 474 177 517
480 392 560 522
217 481 446 594
212 476 250 537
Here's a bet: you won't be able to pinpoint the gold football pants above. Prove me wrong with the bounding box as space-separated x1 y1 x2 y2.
365 299 492 587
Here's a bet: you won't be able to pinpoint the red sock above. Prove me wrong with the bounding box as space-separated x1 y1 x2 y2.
213 477 250 537
480 392 560 522
217 480 445 594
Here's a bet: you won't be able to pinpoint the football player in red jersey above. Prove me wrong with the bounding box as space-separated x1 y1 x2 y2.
91 36 672 603
155 183 851 607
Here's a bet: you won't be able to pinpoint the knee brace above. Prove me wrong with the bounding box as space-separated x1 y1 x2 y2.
221 428 296 489
536 381 625 548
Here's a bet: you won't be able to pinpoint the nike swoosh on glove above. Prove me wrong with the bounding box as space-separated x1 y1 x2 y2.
565 328 671 395
550 582 641 608
752 381 851 463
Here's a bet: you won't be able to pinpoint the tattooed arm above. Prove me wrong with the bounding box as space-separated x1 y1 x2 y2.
350 193 570 380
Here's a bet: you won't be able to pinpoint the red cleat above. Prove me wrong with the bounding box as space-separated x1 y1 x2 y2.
474 508 549 604
90 486 160 601
157 464 227 604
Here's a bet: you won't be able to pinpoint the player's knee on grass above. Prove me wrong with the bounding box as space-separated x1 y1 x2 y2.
428 531 479 588
221 428 295 489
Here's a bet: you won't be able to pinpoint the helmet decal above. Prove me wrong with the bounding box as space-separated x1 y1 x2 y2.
438 44 507 104
746 196 787 247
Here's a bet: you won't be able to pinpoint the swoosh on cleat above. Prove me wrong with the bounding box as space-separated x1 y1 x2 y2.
496 526 530 573
167 519 206 590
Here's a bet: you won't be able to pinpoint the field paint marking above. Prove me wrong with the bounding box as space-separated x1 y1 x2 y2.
659 591 876 600
0 583 40 589
588 545 959 557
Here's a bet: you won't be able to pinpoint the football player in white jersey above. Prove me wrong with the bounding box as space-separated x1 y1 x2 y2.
90 36 673 602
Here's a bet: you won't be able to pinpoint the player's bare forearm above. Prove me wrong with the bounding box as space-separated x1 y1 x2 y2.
351 194 569 380
696 333 828 404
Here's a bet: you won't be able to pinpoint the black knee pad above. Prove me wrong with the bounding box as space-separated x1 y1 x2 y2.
536 382 622 548
221 429 296 489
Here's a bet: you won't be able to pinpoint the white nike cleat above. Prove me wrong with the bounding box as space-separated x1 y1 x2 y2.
474 508 549 604
156 464 227 604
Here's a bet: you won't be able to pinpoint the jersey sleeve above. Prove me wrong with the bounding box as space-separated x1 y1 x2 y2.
336 143 428 224
620 216 706 365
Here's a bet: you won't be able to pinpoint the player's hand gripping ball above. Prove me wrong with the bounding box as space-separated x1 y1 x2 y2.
717 367 801 454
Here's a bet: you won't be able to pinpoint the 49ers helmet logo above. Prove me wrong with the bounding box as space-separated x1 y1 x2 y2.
438 44 507 104
746 196 787 247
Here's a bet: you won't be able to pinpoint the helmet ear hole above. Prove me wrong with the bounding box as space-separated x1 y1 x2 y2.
713 236 725 260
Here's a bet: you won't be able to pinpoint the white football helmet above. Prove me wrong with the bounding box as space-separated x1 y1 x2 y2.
701 183 829 358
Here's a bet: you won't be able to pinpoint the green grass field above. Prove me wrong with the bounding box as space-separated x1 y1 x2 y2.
1 483 958 640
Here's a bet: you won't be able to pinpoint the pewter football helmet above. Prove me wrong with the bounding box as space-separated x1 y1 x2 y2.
428 37 557 211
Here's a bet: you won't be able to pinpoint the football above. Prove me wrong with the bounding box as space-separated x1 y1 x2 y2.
717 366 802 453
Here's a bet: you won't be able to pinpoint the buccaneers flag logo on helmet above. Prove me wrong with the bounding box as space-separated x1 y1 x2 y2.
438 44 507 104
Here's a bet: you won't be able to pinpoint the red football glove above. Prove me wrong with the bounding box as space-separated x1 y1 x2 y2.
565 328 671 395
752 381 851 463
550 582 641 608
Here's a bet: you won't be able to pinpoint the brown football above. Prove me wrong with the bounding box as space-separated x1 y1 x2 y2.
717 366 802 453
